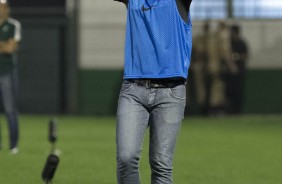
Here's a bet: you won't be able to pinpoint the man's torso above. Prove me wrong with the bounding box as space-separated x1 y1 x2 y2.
0 18 19 75
122 0 193 79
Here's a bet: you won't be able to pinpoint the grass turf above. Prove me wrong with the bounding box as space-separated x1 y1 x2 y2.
0 115 282 184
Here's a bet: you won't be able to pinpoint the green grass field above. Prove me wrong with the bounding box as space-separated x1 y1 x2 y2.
0 115 282 184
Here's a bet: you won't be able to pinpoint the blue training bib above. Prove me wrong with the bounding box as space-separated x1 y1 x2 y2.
123 0 192 79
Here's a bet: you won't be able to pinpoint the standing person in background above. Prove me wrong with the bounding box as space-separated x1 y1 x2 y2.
114 0 193 183
208 21 237 115
191 21 211 115
0 0 21 154
226 24 248 114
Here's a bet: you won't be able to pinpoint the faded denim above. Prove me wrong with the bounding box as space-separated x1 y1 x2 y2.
116 80 186 184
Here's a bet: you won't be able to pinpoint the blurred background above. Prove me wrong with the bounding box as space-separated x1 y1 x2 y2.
4 0 282 116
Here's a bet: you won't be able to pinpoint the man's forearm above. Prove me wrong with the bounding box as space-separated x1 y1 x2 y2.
0 40 18 54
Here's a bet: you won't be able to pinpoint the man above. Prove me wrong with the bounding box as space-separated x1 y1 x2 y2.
0 0 21 154
226 24 248 114
191 21 211 115
114 0 192 183
207 21 237 115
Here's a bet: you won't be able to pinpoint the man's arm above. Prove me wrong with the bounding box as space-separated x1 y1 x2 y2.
0 19 21 54
0 39 18 54
183 0 193 12
176 0 193 23
114 0 128 5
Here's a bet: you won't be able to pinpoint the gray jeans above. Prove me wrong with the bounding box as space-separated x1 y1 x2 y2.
116 80 186 184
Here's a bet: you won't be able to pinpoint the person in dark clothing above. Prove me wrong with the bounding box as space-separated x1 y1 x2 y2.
191 21 211 115
226 24 249 114
0 0 21 154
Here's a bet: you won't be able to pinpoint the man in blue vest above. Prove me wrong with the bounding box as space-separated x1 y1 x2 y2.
115 0 193 183
0 0 21 154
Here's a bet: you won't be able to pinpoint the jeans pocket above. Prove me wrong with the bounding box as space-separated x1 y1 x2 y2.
168 84 186 100
120 81 135 93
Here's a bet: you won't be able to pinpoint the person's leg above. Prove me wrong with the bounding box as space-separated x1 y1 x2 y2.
231 74 245 114
116 81 150 184
149 85 186 184
193 62 207 110
0 73 19 149
209 76 225 115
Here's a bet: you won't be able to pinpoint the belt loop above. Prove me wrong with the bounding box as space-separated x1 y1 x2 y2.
146 80 151 88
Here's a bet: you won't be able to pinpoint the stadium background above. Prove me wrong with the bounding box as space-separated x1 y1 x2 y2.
5 0 282 116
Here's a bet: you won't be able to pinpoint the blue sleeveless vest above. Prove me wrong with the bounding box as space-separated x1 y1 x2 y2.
124 0 192 79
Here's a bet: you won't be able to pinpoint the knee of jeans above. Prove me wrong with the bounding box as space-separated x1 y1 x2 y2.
117 152 140 167
5 106 17 115
3 100 17 113
150 154 173 172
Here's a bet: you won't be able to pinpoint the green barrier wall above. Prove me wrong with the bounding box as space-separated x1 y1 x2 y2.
79 69 282 115
79 70 123 115
244 70 282 113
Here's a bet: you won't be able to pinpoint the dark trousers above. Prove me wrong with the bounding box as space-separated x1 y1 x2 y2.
226 73 245 114
0 72 19 149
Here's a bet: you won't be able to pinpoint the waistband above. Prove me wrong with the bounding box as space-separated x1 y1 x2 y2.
126 78 186 88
